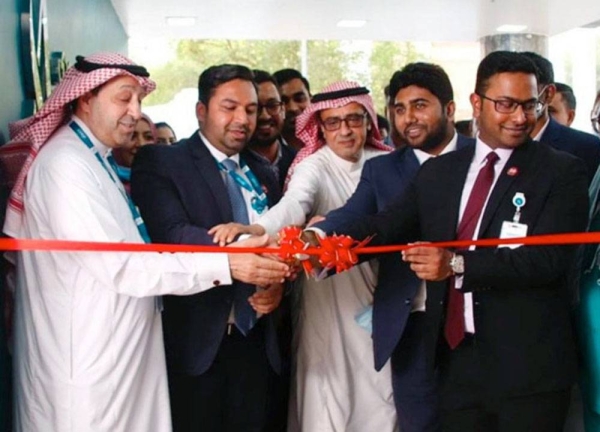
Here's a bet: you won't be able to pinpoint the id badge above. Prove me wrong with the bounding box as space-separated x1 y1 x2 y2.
499 221 528 249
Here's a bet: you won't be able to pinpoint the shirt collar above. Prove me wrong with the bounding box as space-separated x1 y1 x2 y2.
474 136 513 167
323 145 366 173
249 138 283 167
532 117 550 141
198 130 240 165
413 129 458 165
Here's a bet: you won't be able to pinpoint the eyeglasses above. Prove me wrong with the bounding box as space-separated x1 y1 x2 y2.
258 101 283 116
321 113 368 131
477 93 543 115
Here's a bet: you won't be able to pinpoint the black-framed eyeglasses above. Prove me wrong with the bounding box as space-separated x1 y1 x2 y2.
258 101 283 116
321 113 368 131
477 93 543 115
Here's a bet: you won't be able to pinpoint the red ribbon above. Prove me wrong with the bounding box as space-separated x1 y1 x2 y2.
1 231 600 275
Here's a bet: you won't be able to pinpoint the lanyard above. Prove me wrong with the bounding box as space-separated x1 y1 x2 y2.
69 122 151 243
216 158 268 215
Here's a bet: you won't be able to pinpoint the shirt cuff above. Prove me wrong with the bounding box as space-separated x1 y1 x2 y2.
191 252 232 290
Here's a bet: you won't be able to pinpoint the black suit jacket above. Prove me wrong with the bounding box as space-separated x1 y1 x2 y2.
131 132 282 376
343 139 588 398
243 138 297 195
540 117 600 184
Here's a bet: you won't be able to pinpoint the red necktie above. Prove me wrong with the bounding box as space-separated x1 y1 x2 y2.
444 151 499 349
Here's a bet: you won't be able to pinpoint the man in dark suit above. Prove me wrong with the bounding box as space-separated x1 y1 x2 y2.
244 69 296 432
314 62 473 432
522 51 600 184
244 70 297 195
131 65 286 432
331 51 588 432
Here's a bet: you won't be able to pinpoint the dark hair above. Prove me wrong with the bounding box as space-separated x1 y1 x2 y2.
521 52 554 86
555 82 576 110
273 68 310 93
197 64 256 105
155 121 176 136
475 51 539 94
377 114 390 131
252 69 277 86
388 62 454 106
455 120 472 136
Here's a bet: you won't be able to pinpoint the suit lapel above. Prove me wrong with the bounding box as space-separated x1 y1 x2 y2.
187 134 233 221
540 117 560 144
395 148 421 182
478 140 534 237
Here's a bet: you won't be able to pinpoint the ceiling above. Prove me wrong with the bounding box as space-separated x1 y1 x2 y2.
111 0 600 43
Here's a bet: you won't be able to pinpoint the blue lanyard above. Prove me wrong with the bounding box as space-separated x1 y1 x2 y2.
69 121 151 243
216 158 268 214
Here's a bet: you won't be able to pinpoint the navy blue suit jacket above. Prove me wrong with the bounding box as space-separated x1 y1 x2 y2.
540 117 600 184
316 134 473 370
131 132 282 376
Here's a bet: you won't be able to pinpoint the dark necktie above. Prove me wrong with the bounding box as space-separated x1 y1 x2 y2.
221 158 256 335
445 151 499 349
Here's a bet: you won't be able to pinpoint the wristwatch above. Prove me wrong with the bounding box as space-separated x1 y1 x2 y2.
449 253 464 275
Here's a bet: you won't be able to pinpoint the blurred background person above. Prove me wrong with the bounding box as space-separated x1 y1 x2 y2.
549 83 576 127
455 119 475 138
113 113 157 191
273 68 311 151
155 121 177 144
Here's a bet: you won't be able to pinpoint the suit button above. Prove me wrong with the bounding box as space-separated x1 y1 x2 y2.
213 280 221 286
440 301 444 305
474 301 480 306
404 299 411 305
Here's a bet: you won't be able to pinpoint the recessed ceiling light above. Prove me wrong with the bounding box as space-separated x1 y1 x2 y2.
166 16 197 27
337 20 366 28
496 24 528 33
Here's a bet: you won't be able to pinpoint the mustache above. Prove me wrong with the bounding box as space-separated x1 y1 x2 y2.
227 125 251 134
257 119 277 127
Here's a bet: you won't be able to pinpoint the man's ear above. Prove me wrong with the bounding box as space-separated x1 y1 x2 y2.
543 84 557 105
196 101 207 125
445 101 456 122
470 93 482 119
567 109 576 126
76 92 94 116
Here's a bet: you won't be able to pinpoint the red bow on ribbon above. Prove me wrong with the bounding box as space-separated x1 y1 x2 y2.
277 226 372 277
317 234 371 274
277 226 315 275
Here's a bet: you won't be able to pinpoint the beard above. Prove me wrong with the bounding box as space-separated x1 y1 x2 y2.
419 119 448 152
400 115 449 153
252 135 279 148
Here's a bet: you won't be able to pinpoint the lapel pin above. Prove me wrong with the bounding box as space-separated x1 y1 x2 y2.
507 167 519 176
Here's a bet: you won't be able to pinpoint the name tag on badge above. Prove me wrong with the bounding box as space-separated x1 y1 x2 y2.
499 221 528 249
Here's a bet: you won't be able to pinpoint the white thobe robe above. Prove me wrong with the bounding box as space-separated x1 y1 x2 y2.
259 146 399 432
12 119 231 432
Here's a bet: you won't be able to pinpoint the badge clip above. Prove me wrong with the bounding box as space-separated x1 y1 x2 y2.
511 192 526 223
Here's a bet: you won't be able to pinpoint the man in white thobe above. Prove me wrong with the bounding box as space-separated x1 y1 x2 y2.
2 53 288 432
